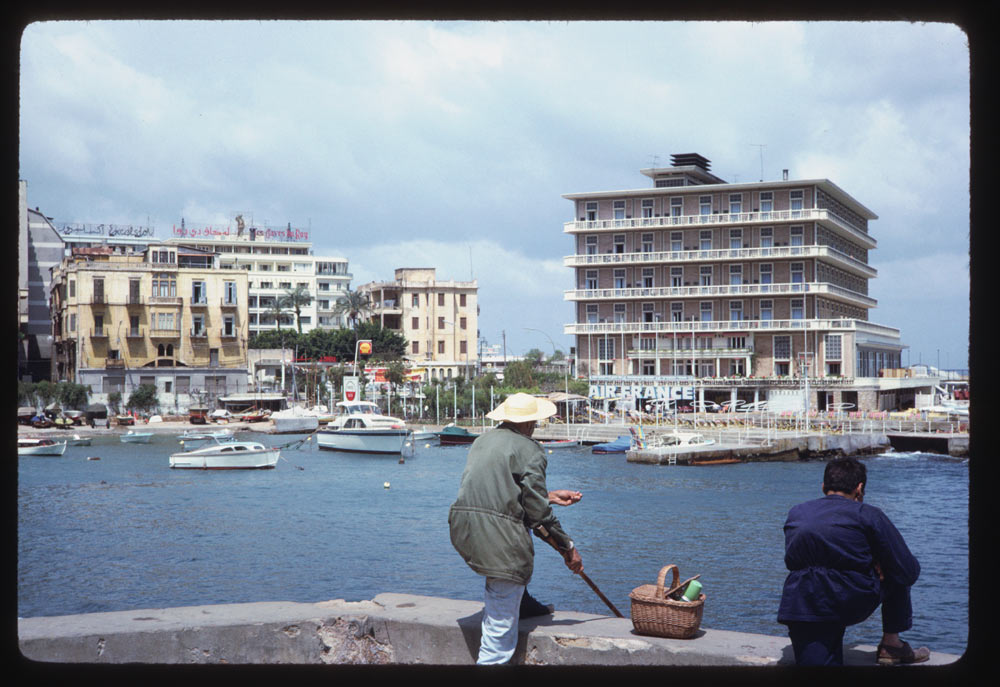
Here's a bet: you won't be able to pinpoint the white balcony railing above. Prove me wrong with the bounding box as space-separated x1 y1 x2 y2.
565 281 877 308
564 208 876 249
564 244 876 278
565 318 900 338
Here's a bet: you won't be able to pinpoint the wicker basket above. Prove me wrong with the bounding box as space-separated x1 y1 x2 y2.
629 564 705 639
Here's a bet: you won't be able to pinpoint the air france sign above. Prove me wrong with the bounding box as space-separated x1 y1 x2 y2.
588 383 694 402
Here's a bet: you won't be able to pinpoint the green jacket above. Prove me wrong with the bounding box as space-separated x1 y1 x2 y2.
448 424 574 585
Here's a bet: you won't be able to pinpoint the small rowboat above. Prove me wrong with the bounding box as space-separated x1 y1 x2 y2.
539 439 581 449
120 430 154 444
18 438 68 456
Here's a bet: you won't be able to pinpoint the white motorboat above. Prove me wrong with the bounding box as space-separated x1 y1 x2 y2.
120 430 154 444
18 438 68 456
316 401 411 454
646 431 717 449
539 439 581 449
169 439 280 470
67 433 92 446
178 429 236 449
270 406 320 434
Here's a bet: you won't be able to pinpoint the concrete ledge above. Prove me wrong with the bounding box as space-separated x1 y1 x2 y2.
17 593 960 666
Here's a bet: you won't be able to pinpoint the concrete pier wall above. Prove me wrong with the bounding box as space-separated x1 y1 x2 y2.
18 593 960 667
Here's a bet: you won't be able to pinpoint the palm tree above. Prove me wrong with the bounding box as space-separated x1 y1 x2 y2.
280 284 313 335
334 288 373 330
265 297 287 332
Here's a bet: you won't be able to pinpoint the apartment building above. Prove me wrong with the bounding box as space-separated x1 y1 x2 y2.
49 244 250 410
163 222 352 336
563 153 928 413
358 268 479 382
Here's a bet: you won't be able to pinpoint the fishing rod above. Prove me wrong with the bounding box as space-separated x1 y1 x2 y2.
534 525 624 618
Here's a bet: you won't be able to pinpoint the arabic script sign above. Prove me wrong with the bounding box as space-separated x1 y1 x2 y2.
59 223 154 237
171 224 310 242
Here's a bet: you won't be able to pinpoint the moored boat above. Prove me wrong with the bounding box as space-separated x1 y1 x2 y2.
18 438 68 456
169 439 280 470
591 435 632 454
67 434 92 446
120 430 154 444
539 439 581 449
436 425 479 446
270 406 321 434
178 429 235 449
316 401 411 454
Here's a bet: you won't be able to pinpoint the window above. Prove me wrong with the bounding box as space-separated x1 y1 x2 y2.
699 195 712 216
760 263 773 285
790 189 804 215
641 199 654 218
613 303 626 323
729 228 743 249
460 341 467 355
586 304 598 323
585 201 597 221
791 262 804 284
729 193 742 214
642 302 655 323
584 270 598 290
412 341 420 355
224 281 237 304
729 264 743 286
69 313 76 333
278 281 292 289
411 317 419 329
729 300 743 321
760 227 773 249
790 226 804 247
438 340 445 354
598 338 615 359
438 293 445 306
460 317 467 330
438 316 446 329
670 232 683 251
613 269 626 289
791 298 804 319
760 299 773 320
825 334 842 361
585 235 598 255
176 376 190 393
192 314 205 336
460 294 467 307
191 281 206 304
699 265 712 286
774 335 791 359
729 336 746 349
641 233 654 252
412 294 419 307
670 197 683 217
69 279 76 298
700 302 713 322
93 278 105 302
671 302 683 322
129 315 139 336
94 313 104 334
759 191 773 218
699 230 712 250
641 268 654 288
670 266 683 287
156 312 175 330
613 234 626 253
223 316 235 337
613 200 626 220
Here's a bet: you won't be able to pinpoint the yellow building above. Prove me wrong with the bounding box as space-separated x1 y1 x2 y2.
50 244 250 409
358 268 479 382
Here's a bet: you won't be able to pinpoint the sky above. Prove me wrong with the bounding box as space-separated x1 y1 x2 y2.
18 19 971 368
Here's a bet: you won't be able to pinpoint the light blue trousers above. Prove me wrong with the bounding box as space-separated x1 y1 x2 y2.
477 577 526 665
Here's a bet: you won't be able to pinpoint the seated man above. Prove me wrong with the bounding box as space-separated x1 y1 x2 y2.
777 457 931 665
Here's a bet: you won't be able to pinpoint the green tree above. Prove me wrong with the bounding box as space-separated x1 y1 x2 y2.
33 380 58 409
58 382 91 410
334 288 373 330
126 384 159 414
523 348 546 366
280 284 313 335
502 359 536 389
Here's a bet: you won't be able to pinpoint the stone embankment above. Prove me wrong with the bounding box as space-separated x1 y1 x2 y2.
18 593 961 666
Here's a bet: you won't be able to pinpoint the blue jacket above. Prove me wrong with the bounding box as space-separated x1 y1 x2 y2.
777 494 920 626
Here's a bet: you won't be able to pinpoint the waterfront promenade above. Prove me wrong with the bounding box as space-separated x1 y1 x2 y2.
17 593 963 666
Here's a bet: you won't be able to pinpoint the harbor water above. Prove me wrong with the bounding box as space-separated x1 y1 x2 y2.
17 431 969 656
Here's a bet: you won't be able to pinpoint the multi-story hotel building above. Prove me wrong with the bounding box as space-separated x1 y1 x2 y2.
163 222 352 336
358 268 479 382
563 153 929 413
49 244 250 410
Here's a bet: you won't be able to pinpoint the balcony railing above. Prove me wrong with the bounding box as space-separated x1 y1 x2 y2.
220 297 239 308
105 358 125 368
125 327 144 338
189 297 209 308
565 318 900 338
564 244 876 277
149 296 183 306
564 208 876 249
565 281 876 308
149 327 181 339
91 326 108 338
629 346 755 359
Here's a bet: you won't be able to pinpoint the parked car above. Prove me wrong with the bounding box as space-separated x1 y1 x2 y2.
692 400 723 413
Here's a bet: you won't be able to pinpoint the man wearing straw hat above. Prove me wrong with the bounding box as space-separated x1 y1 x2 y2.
449 392 583 665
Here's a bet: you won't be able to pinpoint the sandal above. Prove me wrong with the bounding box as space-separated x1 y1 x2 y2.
876 640 931 665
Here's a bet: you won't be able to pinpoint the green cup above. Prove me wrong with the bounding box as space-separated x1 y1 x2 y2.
681 579 702 602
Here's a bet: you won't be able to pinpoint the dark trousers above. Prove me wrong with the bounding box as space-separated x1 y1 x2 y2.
787 580 913 666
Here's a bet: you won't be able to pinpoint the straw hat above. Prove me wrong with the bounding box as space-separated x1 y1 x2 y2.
486 393 557 423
